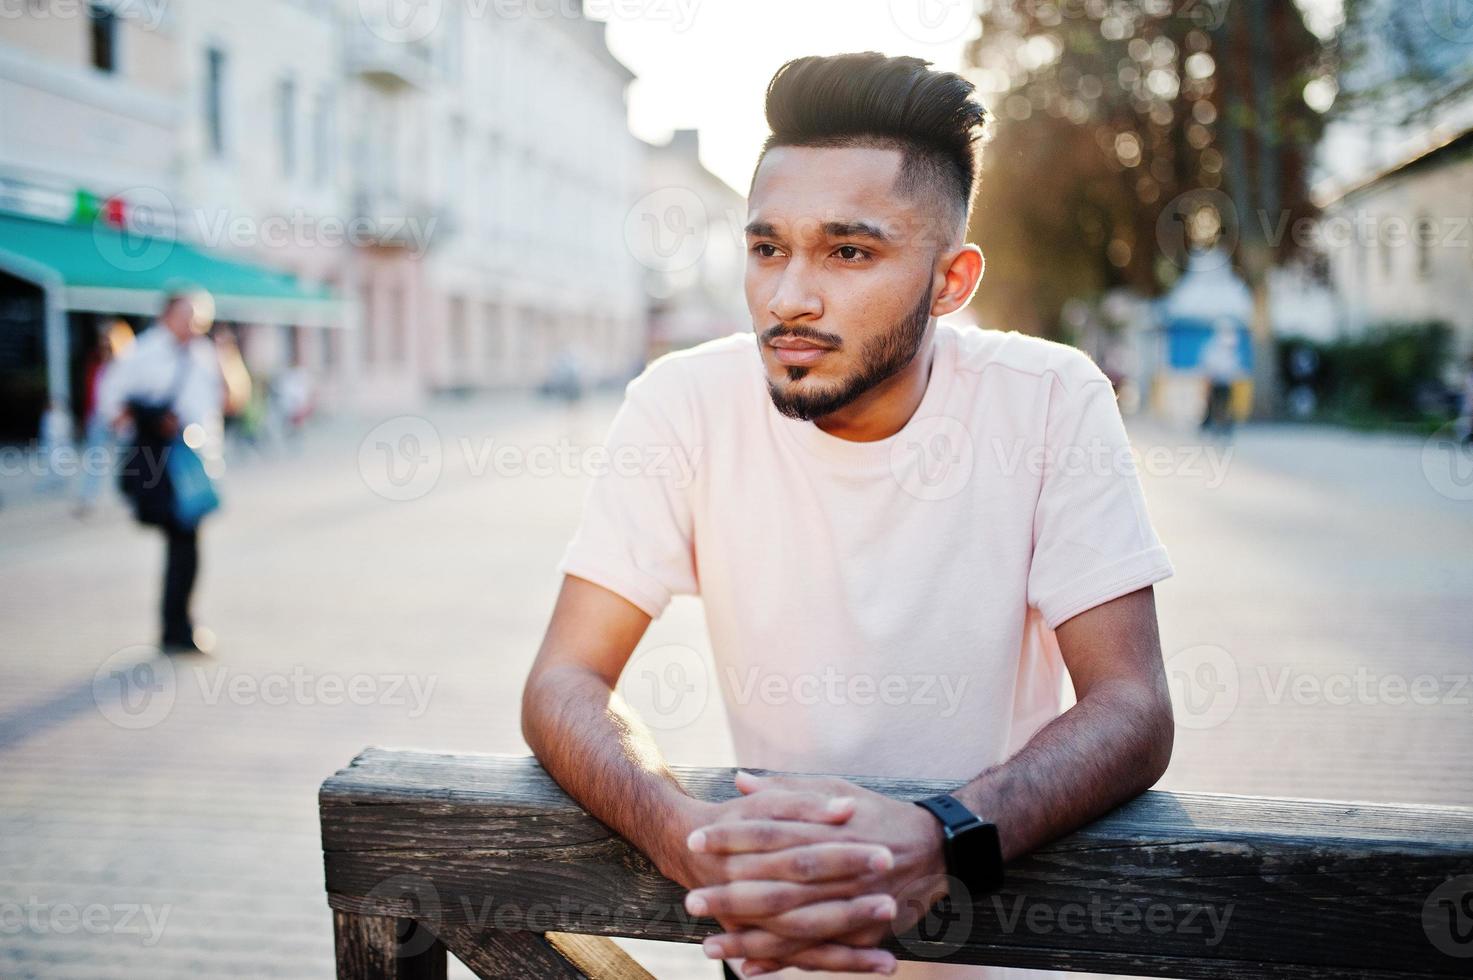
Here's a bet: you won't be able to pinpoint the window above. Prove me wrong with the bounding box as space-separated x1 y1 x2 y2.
278 77 297 178
484 302 501 371
1415 215 1434 280
389 287 407 363
88 3 117 73
312 90 335 187
205 47 227 158
449 296 467 363
360 284 376 366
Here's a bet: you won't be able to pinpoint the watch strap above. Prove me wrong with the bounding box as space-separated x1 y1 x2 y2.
914 793 985 835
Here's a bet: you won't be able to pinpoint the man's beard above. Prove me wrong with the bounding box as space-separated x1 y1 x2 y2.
765 284 934 423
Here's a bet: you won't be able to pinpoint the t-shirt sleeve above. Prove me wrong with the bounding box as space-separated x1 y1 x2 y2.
554 361 699 620
1026 350 1174 630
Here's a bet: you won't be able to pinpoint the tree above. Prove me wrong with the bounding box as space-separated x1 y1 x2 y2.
966 0 1327 408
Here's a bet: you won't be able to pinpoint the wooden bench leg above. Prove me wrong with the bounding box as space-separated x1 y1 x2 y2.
436 926 654 980
334 910 447 980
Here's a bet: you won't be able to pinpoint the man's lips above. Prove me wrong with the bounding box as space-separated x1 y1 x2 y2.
768 336 834 366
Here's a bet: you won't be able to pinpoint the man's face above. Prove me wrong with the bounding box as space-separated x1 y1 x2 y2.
745 145 951 422
162 299 194 341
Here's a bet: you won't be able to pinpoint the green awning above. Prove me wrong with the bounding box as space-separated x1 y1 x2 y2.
0 210 341 327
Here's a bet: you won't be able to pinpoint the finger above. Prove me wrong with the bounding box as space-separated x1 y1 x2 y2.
723 842 894 884
738 920 889 965
704 907 895 960
713 894 897 946
687 880 852 921
740 773 855 796
729 788 856 824
689 820 847 855
744 944 898 976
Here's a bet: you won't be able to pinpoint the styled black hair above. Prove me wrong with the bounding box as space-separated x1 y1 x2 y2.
754 52 991 229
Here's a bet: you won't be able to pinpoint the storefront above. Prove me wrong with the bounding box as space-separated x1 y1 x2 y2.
0 208 339 440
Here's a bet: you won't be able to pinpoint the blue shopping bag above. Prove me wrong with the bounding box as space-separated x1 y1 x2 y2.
166 434 221 529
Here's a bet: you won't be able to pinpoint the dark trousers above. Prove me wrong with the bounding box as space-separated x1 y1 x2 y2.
162 523 199 644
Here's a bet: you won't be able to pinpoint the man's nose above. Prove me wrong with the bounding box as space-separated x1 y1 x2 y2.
767 263 823 323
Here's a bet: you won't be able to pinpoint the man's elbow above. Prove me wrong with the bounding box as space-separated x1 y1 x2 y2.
1139 682 1175 788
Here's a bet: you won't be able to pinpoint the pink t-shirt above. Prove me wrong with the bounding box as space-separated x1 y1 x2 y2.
556 320 1174 979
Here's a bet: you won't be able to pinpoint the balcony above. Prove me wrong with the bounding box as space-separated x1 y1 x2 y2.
345 23 437 90
350 188 447 251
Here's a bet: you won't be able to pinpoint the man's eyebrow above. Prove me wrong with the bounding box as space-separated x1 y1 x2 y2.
822 221 893 243
743 219 894 243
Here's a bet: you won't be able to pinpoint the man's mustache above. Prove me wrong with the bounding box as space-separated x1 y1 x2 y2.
761 324 844 348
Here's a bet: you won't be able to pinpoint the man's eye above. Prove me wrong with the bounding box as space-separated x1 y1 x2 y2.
751 243 781 258
835 245 868 262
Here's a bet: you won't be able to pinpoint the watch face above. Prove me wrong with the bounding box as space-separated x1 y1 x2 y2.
949 821 1004 897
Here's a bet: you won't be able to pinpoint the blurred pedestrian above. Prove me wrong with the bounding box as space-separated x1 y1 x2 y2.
1455 354 1473 446
74 320 135 518
1199 326 1242 439
270 356 314 451
99 291 226 655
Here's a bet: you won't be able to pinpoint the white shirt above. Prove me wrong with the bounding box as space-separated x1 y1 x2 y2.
557 321 1174 979
98 324 225 455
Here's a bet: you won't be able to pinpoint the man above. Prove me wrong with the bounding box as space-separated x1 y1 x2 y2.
99 291 225 654
522 53 1175 979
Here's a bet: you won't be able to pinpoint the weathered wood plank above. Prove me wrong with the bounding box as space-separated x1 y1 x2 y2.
333 910 447 980
435 927 655 980
321 748 1473 979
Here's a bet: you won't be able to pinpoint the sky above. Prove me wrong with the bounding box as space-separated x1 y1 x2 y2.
595 0 1346 197
597 0 977 194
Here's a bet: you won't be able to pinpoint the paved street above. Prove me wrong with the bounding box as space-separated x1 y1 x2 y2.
1 392 1470 979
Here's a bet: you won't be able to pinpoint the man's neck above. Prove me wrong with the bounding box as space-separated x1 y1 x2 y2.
813 336 936 443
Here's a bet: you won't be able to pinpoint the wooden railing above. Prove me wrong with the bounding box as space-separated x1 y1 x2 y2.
320 747 1473 979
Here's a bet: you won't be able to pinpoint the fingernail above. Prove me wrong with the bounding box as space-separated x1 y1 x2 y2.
870 896 897 920
869 848 894 872
826 796 854 814
746 967 769 977
687 829 707 852
685 893 708 916
702 937 724 958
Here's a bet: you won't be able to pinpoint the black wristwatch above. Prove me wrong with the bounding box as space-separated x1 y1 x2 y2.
913 794 1004 900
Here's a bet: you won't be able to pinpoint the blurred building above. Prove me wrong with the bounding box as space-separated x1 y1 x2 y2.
1319 126 1473 359
0 2 331 438
0 0 648 436
638 128 748 357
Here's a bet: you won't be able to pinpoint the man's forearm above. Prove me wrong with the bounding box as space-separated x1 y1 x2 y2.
954 680 1173 862
521 663 705 883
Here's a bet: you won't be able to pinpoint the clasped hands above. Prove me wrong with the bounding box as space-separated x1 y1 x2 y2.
667 771 952 976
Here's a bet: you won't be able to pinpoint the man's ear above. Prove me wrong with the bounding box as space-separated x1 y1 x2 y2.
931 244 985 317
